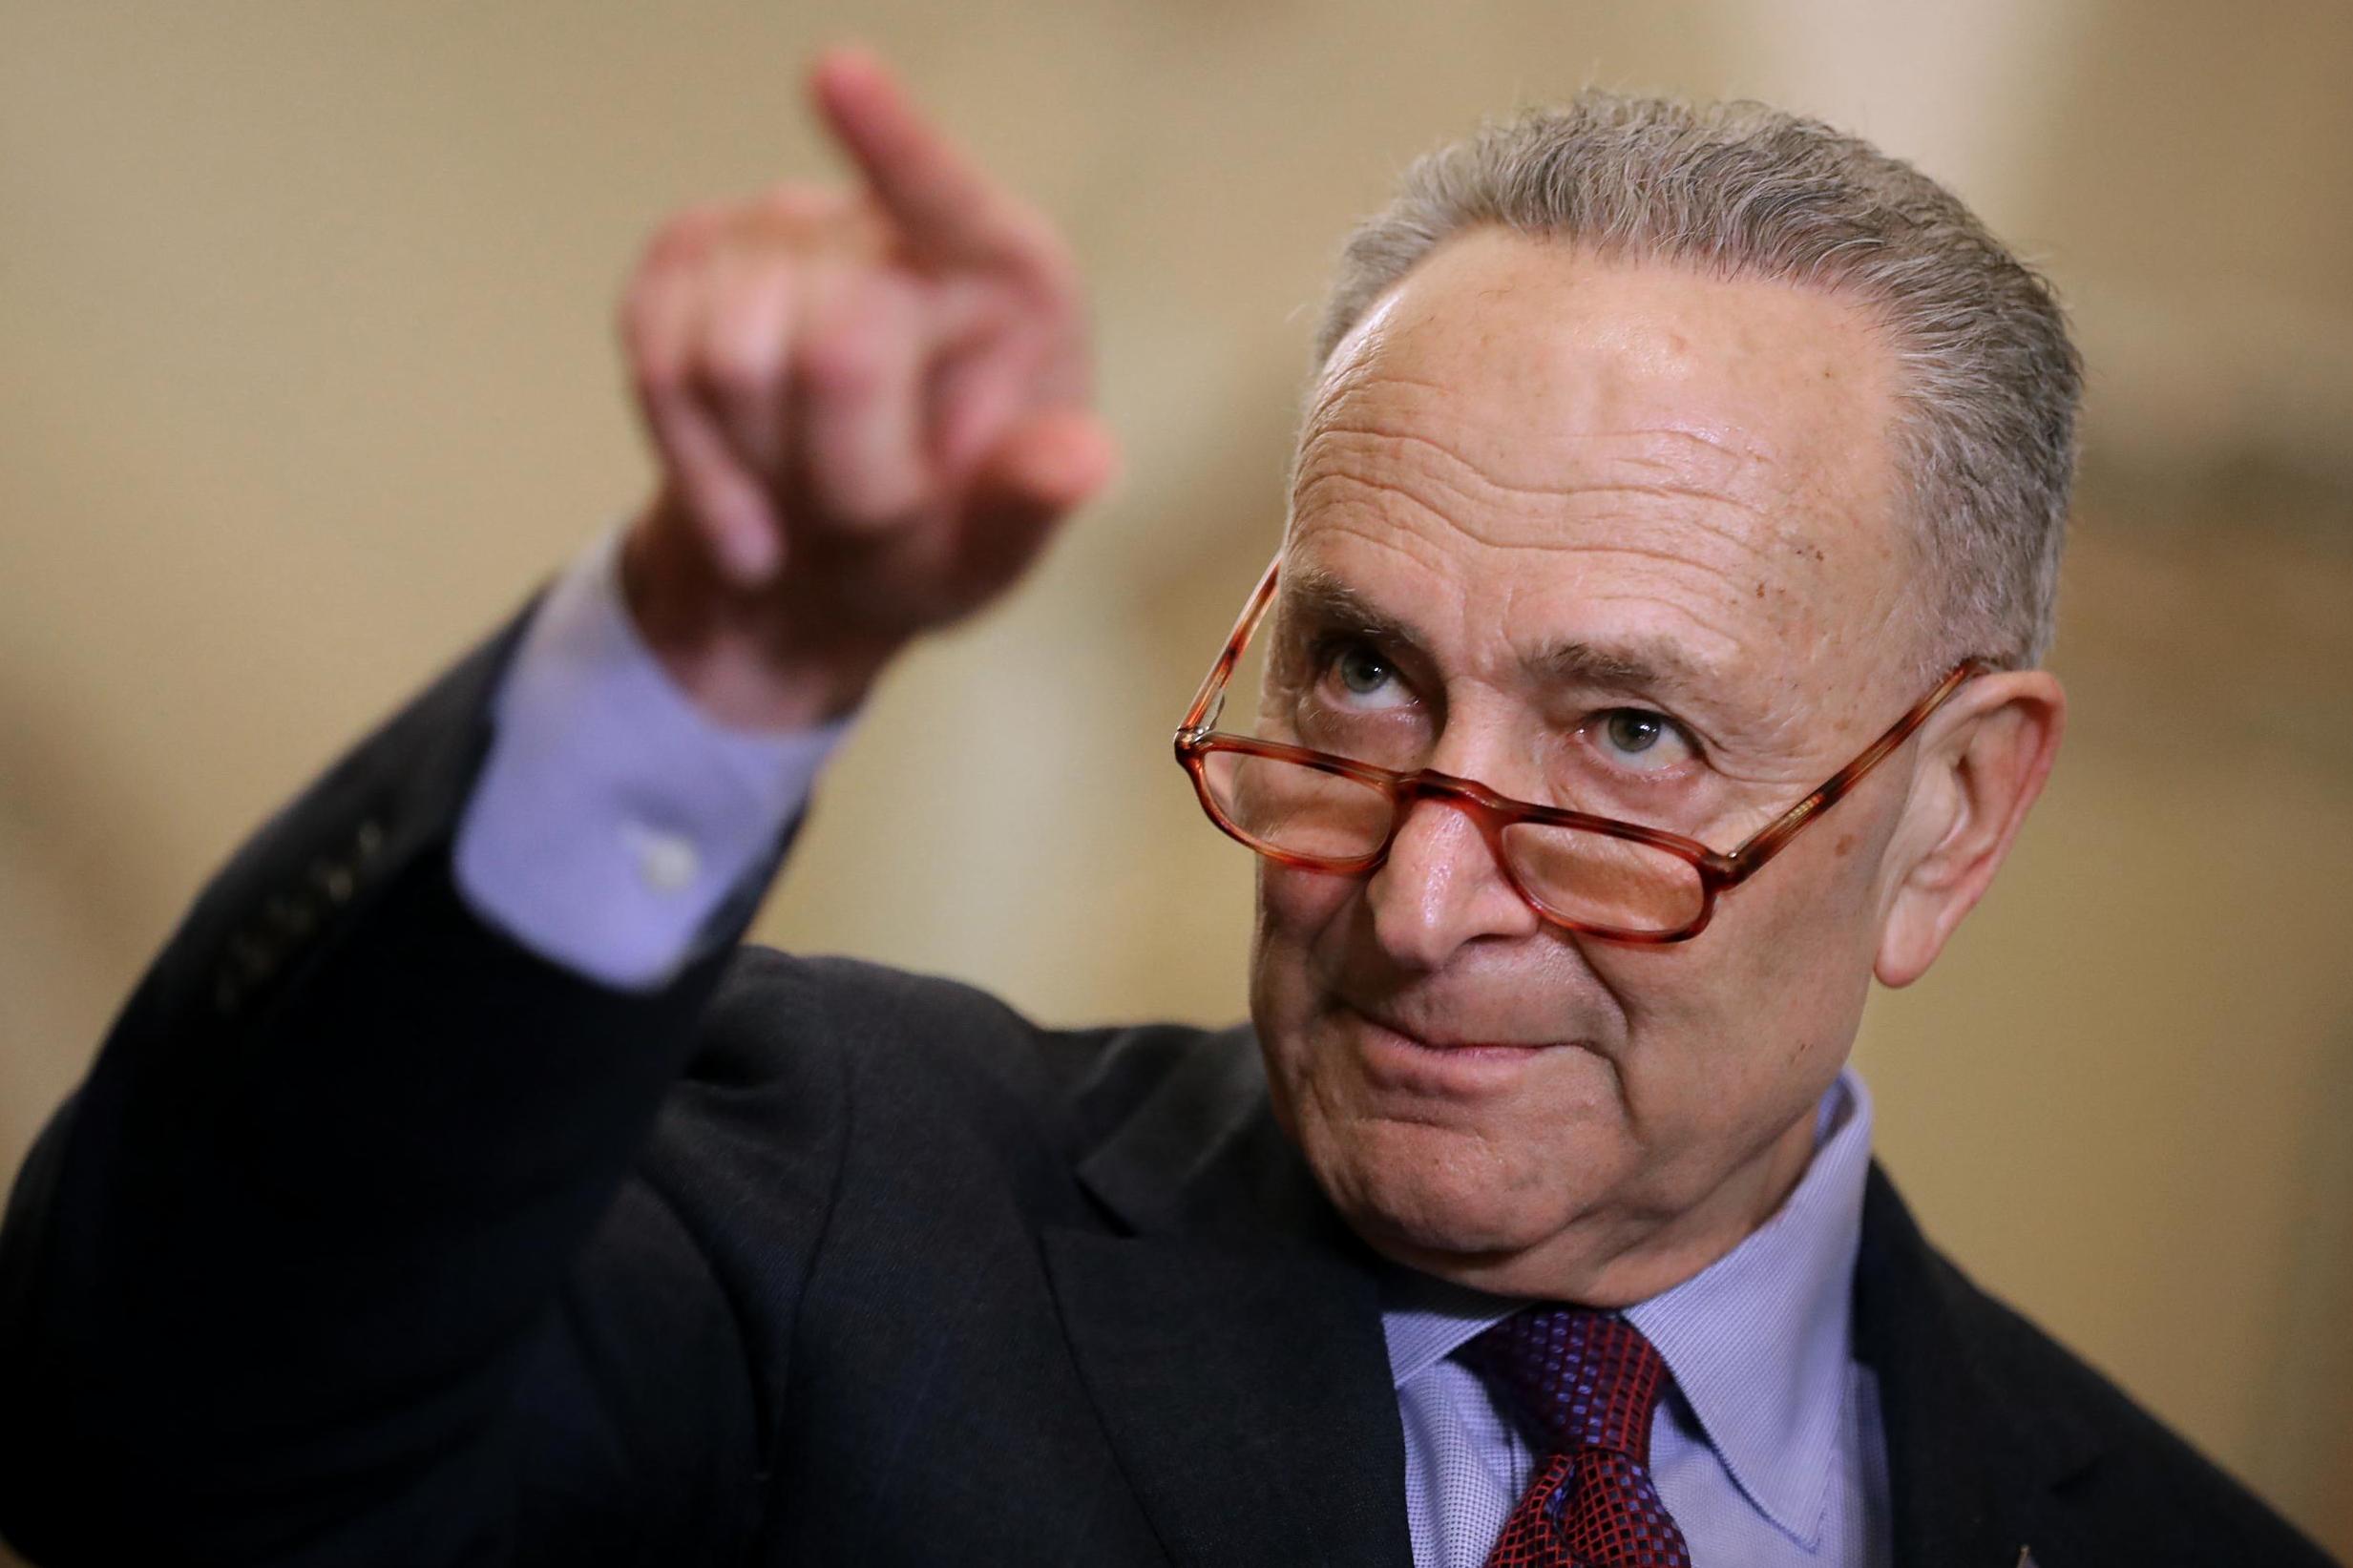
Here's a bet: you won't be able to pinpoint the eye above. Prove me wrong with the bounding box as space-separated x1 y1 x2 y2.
1314 638 1411 709
1336 645 1390 695
1586 707 1695 773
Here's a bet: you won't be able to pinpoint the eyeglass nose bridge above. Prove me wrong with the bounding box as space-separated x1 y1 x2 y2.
1362 765 1544 894
1359 764 1730 943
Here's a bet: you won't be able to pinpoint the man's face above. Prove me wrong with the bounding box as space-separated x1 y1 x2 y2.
1250 228 1923 1304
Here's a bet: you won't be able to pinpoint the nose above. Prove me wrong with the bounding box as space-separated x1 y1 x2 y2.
1365 786 1542 971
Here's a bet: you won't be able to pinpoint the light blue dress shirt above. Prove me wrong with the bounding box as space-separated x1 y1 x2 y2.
452 534 1894 1567
1381 1073 1891 1566
453 528 849 990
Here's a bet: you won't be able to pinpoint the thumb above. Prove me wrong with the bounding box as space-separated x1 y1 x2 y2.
956 409 1120 581
977 408 1119 514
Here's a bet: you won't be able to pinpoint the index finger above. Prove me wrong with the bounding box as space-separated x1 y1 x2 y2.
809 46 1040 267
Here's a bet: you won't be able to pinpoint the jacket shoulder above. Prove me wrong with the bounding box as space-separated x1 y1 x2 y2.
684 946 1238 1115
1866 1168 2336 1565
651 946 1251 1226
1964 1274 2331 1561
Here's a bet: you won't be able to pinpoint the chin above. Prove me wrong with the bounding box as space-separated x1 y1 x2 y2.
1295 1108 1586 1266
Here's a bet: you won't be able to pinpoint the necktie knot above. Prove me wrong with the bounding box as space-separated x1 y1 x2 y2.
1460 1307 1691 1567
1462 1307 1670 1465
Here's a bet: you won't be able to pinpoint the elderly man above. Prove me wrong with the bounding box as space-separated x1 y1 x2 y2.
0 47 2330 1568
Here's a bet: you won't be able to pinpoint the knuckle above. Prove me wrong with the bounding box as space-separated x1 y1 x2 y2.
730 196 849 264
819 457 927 529
761 180 835 223
700 338 779 402
840 268 918 327
677 199 733 237
629 346 686 400
1021 244 1081 306
643 201 725 263
799 329 885 402
689 282 796 403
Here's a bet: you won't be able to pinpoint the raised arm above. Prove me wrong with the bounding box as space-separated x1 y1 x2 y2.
0 49 1106 1567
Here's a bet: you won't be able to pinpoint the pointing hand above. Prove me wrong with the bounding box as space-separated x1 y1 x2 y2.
618 48 1118 728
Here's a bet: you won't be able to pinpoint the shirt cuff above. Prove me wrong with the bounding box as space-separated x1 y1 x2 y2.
453 527 850 990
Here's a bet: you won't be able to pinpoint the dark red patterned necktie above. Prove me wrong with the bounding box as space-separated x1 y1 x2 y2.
1460 1307 1693 1568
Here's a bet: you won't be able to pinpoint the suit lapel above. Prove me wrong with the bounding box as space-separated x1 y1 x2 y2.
1855 1162 2102 1568
1044 1032 1412 1568
1055 1047 2119 1568
1043 1228 1409 1567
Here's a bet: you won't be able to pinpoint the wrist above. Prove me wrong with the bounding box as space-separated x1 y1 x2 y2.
619 511 895 731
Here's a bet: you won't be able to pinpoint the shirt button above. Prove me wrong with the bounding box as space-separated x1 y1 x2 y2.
632 827 701 894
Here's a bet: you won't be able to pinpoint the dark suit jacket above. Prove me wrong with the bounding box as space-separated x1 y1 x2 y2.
0 623 2333 1568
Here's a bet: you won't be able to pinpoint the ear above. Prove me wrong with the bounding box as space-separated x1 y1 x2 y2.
1874 670 2066 988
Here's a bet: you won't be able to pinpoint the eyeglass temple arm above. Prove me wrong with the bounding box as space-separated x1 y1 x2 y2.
1178 555 1284 735
1717 659 1994 884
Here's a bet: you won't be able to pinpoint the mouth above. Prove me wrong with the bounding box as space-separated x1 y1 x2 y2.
1342 1002 1574 1096
1346 1000 1565 1053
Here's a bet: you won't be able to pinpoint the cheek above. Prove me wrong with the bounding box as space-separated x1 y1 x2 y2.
1591 845 1880 1147
1250 860 1356 998
1249 863 1355 1089
1779 804 1908 982
1258 855 1355 924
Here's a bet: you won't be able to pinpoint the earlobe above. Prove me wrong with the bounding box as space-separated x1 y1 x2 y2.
1874 671 2066 988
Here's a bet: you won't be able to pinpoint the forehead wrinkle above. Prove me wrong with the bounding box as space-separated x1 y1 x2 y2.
1292 430 1796 575
1289 485 1786 680
1301 352 1761 485
1296 403 1759 490
1292 468 1789 572
1303 423 1772 521
1301 403 1757 491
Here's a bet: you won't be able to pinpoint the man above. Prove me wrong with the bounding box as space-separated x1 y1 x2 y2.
0 45 2331 1568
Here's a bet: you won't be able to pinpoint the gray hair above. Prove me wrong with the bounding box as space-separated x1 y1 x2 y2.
1314 92 2082 671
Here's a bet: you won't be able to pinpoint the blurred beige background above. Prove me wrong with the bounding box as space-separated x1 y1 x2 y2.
3 0 2349 1557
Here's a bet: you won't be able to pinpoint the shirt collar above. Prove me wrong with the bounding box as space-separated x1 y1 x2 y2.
1378 1066 1875 1550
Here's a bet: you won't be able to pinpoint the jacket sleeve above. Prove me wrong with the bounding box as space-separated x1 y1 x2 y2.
0 609 804 1567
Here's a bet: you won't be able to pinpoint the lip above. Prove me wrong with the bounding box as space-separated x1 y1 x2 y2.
1343 1003 1569 1097
1347 1001 1562 1053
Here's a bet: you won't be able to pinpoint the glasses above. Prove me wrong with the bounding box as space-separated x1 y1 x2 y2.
1173 554 1992 944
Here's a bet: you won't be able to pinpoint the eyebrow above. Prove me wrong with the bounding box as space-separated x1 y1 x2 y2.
1279 565 1723 707
1278 567 1416 645
1530 637 1717 703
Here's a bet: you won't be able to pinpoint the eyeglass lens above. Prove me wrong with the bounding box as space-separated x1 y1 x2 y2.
1198 749 1705 936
